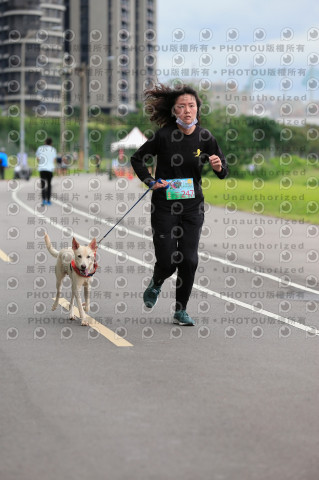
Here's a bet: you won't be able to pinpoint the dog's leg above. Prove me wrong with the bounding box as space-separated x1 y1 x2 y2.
69 289 76 320
74 288 89 326
52 274 63 311
83 282 90 313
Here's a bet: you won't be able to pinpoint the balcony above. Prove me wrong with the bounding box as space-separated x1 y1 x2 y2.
2 9 42 16
40 3 66 11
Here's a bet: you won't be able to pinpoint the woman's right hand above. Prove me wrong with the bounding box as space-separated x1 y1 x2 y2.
151 179 169 190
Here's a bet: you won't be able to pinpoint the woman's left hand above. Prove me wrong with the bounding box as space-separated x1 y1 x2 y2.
209 155 222 172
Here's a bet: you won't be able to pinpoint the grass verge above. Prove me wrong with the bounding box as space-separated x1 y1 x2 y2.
203 172 319 224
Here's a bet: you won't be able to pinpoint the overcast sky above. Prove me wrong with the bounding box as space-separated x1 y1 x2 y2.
156 0 319 97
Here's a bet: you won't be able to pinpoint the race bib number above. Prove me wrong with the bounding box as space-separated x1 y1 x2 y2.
166 178 195 200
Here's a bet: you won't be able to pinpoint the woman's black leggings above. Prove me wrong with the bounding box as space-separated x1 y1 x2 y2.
151 202 204 311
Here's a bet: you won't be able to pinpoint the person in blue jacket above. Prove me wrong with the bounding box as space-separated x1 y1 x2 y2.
0 147 8 180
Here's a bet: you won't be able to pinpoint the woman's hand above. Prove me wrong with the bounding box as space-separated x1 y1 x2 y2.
151 179 170 190
209 155 222 172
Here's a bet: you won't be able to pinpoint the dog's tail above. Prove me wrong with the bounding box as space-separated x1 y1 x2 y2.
44 233 59 258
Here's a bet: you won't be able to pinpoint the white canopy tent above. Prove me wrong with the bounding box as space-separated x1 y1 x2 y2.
110 127 148 152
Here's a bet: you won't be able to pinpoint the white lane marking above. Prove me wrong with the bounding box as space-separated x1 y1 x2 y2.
13 186 319 336
52 198 319 296
12 188 150 271
53 197 147 239
200 253 319 296
192 282 319 336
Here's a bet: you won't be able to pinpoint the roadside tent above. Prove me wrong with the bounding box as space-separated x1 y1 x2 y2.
110 127 148 152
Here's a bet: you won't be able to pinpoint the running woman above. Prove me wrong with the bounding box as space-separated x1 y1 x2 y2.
131 84 228 326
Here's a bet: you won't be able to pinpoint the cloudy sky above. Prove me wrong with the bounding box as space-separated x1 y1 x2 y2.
156 0 319 97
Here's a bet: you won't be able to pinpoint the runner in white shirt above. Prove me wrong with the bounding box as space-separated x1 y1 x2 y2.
35 138 57 205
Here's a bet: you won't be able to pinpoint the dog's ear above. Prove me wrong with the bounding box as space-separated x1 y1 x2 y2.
89 238 97 251
72 237 80 251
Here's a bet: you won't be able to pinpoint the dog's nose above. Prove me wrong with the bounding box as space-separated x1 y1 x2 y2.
81 264 86 270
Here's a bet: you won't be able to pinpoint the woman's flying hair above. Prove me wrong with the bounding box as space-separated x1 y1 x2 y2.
144 83 202 127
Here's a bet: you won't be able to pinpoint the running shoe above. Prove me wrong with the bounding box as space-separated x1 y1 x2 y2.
173 310 195 326
143 278 161 308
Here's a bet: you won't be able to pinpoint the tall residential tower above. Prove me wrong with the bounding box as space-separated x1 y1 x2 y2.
66 0 157 115
0 0 65 116
0 0 157 117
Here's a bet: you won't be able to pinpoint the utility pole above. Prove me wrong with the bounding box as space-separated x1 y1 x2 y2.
59 69 66 157
19 37 26 157
59 66 72 157
20 33 35 157
19 30 40 165
77 64 88 171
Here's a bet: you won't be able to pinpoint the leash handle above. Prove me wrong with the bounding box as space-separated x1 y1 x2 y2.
149 178 169 189
97 178 166 245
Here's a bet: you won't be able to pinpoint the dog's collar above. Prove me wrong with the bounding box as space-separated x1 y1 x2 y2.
70 259 98 277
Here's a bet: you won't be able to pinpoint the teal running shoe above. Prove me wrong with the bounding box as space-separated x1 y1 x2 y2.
143 278 161 308
173 310 195 326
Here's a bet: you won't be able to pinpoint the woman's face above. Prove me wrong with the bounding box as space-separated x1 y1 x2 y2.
174 94 198 124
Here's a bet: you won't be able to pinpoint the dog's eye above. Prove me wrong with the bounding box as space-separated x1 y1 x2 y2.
87 255 91 259
77 255 82 258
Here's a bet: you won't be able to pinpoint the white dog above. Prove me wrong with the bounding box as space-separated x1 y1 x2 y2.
44 234 98 325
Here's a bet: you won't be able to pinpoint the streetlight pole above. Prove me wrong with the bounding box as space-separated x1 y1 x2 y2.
77 63 88 171
19 37 27 157
75 57 114 171
19 31 36 158
59 68 70 157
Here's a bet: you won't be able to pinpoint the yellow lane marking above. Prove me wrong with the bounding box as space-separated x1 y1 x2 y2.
0 248 12 263
56 297 133 347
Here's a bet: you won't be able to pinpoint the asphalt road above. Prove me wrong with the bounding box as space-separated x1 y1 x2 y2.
1 173 319 480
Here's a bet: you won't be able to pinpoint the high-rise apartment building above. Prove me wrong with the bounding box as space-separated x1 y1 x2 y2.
0 0 65 117
0 0 157 117
67 0 157 115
